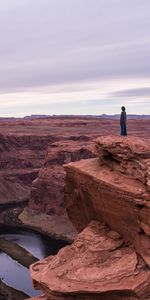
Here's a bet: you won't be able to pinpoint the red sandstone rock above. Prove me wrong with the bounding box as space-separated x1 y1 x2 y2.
0 133 56 205
19 207 77 242
22 140 94 240
64 136 150 268
29 141 95 215
95 136 150 186
30 221 150 300
28 134 150 300
1 117 150 208
95 136 150 160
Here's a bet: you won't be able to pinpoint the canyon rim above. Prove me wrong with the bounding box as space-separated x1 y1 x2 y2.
1 117 150 299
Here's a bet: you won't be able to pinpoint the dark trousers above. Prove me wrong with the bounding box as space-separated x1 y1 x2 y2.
120 123 127 136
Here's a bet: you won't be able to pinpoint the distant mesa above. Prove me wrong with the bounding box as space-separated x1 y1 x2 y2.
0 114 150 121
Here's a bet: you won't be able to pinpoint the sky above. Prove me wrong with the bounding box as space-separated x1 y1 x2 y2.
0 0 150 117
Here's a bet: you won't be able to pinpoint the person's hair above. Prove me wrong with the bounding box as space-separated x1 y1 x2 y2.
121 106 126 111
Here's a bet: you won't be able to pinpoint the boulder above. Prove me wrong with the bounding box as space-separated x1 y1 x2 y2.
30 221 150 299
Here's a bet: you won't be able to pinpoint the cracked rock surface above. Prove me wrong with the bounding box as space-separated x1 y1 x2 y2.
30 221 150 300
29 136 150 299
64 136 150 268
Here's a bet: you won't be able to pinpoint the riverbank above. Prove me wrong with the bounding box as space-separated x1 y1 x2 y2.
0 227 68 298
0 280 28 300
19 207 77 242
0 238 38 268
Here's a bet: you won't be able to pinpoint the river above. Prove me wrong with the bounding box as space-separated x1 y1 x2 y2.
0 226 68 297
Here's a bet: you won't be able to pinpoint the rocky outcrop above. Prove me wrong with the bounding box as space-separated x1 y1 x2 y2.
28 136 150 300
64 136 150 268
29 221 150 300
95 136 150 186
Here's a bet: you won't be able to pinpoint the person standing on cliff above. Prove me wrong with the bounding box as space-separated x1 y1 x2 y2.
120 106 127 136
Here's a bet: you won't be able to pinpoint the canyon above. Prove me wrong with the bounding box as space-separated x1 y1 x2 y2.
1 117 150 299
29 135 150 300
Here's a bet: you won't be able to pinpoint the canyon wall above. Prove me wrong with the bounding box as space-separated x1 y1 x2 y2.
2 118 150 299
0 133 57 205
0 117 98 230
1 117 150 211
0 116 105 209
28 136 150 300
64 136 150 266
29 140 94 215
19 140 95 241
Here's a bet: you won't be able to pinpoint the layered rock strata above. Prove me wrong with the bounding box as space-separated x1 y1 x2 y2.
19 207 77 242
29 140 95 215
0 133 57 205
29 221 150 300
21 141 94 240
1 116 150 207
28 136 150 299
64 136 150 267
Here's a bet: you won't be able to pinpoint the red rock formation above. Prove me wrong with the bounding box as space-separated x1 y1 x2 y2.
95 136 150 185
0 133 57 205
1 117 150 208
29 221 150 300
19 207 77 242
1 117 150 232
0 116 106 209
28 136 150 300
64 136 150 267
19 140 94 241
29 140 95 215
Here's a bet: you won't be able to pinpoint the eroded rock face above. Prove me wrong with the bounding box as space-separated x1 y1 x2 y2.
29 140 95 215
28 136 150 300
64 136 150 267
1 117 150 217
0 134 57 205
95 136 150 186
21 141 94 241
30 221 150 300
19 207 77 242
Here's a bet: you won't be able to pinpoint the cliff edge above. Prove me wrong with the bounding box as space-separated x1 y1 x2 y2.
64 136 150 267
28 136 150 300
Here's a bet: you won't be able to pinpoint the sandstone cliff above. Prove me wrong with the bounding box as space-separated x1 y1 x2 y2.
20 140 95 241
28 136 150 300
0 133 57 205
0 117 96 229
64 136 150 267
29 140 94 215
1 116 150 210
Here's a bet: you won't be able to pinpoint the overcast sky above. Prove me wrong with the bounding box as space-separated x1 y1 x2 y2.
0 0 150 116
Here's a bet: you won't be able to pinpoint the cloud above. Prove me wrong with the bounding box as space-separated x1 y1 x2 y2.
0 0 150 115
110 87 150 98
0 0 150 90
